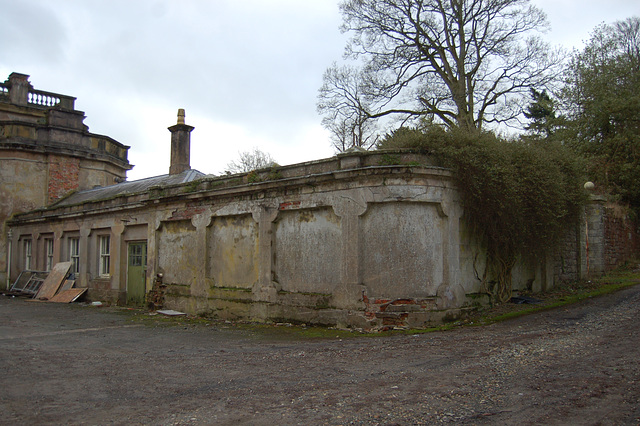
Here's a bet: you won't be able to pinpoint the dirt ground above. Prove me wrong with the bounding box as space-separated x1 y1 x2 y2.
0 284 639 425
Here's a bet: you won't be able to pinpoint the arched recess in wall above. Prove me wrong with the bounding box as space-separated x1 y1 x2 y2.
156 220 197 285
273 206 342 294
206 213 259 290
359 202 445 299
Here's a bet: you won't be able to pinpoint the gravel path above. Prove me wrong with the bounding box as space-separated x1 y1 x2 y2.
0 285 638 425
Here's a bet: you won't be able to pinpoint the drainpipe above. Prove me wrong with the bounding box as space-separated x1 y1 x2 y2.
6 229 12 290
583 181 595 277
585 215 589 276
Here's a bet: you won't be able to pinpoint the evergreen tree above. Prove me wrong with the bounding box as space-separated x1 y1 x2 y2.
524 89 558 139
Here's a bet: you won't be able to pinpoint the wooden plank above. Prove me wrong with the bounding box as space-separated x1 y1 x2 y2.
50 288 87 303
157 310 187 316
36 262 72 300
60 279 75 292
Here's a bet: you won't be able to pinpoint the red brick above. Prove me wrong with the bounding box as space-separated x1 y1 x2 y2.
48 157 80 203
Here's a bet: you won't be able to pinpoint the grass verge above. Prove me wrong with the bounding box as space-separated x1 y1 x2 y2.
468 266 640 326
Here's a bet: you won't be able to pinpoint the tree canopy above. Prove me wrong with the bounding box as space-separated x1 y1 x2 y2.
562 16 640 209
318 0 563 150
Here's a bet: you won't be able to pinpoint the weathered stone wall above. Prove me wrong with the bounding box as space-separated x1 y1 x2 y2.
554 226 580 283
552 198 639 283
158 220 199 285
0 153 49 285
8 152 467 328
207 214 259 289
274 207 341 294
583 201 606 276
7 150 636 329
604 206 640 270
0 72 132 287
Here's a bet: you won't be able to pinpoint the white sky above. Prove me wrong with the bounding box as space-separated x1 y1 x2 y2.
1 0 639 181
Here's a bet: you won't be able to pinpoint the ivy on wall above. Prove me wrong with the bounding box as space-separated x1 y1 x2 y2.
379 127 587 303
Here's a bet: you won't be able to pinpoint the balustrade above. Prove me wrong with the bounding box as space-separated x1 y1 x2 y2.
28 90 60 107
1 75 75 109
27 89 75 109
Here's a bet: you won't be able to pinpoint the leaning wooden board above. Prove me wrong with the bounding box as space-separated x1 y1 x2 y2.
50 288 87 303
36 262 72 300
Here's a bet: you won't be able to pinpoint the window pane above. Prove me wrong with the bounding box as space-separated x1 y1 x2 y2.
45 239 54 271
99 236 110 276
69 238 80 274
24 240 32 270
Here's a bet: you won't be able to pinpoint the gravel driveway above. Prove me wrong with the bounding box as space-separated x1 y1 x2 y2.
0 284 639 425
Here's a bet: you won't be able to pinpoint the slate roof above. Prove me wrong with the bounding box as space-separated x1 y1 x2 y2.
53 169 206 207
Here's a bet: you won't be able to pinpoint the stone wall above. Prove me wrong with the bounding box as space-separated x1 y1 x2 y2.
7 150 638 329
604 206 640 270
8 152 469 328
0 153 49 286
554 226 580 283
553 199 639 283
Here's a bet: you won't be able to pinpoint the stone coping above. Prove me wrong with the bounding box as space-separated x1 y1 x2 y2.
9 150 452 224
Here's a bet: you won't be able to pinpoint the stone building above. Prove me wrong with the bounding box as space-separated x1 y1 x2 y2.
0 73 132 287
3 72 638 329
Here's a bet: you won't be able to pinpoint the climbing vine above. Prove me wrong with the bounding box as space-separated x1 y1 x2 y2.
379 127 587 303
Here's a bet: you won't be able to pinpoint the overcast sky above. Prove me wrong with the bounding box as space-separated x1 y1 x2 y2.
1 0 639 181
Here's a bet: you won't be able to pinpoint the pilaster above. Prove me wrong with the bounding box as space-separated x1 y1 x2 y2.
252 205 279 302
111 222 125 295
332 192 368 310
78 227 91 287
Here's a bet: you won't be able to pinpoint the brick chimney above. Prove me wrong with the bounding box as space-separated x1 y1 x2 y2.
168 108 194 175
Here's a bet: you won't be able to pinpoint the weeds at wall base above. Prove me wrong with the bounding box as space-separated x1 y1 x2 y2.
111 265 640 338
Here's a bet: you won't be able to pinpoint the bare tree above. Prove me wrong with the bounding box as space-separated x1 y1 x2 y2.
225 148 276 174
318 64 380 151
319 0 563 134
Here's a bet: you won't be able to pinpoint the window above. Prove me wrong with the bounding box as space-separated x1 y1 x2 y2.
69 238 80 274
129 243 145 267
45 239 54 271
99 236 110 277
24 239 32 270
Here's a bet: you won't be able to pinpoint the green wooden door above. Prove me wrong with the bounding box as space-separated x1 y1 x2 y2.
127 242 147 305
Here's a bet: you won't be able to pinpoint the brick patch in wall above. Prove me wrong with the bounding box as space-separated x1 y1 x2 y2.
168 205 206 221
279 201 301 210
362 291 437 326
48 157 80 203
604 212 640 270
